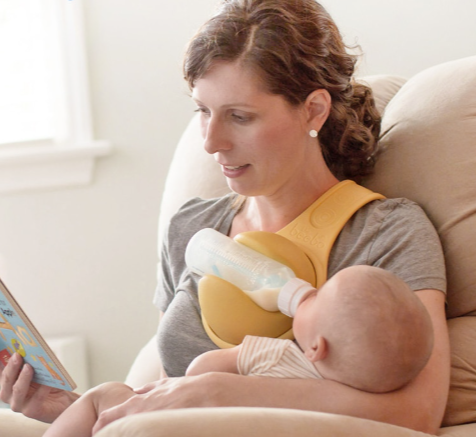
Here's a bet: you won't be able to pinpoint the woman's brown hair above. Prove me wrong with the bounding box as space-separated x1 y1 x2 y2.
184 0 381 182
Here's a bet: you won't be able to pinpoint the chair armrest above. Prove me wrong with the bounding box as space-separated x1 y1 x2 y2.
124 335 163 388
0 409 49 437
94 407 434 437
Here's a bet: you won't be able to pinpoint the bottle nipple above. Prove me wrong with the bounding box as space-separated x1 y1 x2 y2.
278 278 317 317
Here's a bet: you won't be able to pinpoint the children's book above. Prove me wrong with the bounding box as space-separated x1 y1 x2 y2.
0 277 76 391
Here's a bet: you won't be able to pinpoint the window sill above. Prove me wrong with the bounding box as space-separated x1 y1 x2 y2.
0 141 112 194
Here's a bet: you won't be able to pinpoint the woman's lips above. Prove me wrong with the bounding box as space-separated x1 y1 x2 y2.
221 164 250 178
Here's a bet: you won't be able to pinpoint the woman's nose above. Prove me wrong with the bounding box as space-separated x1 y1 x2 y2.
202 117 232 155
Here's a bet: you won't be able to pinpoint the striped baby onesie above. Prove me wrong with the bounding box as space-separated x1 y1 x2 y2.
237 335 322 379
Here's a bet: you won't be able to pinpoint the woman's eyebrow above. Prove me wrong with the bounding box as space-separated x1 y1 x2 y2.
192 99 258 110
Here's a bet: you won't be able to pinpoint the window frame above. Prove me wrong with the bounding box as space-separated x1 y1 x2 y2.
0 0 111 194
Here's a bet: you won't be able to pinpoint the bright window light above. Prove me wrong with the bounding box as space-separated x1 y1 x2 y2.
0 0 61 145
0 0 111 194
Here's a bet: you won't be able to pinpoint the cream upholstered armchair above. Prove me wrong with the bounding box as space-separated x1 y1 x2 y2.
2 56 476 437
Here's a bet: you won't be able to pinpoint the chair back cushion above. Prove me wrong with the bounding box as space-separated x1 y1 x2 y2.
365 56 476 426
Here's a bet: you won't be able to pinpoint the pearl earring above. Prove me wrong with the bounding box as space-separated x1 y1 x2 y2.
309 129 318 138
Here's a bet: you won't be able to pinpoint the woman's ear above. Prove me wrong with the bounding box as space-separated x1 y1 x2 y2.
304 89 331 132
304 336 328 363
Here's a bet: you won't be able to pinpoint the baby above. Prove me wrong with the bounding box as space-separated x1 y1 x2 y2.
187 265 434 393
44 265 433 436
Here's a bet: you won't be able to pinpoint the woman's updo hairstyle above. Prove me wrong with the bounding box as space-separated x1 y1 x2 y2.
184 0 381 182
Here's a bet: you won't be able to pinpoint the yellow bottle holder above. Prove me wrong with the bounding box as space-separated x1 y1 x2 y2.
199 180 385 349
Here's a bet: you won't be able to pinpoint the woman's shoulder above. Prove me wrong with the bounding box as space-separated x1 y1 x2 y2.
331 196 446 293
336 196 433 248
354 196 434 230
346 196 441 250
364 196 426 214
165 194 239 249
170 194 238 227
179 193 237 213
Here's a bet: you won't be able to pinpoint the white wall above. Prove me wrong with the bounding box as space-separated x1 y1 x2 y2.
0 0 474 388
320 0 476 77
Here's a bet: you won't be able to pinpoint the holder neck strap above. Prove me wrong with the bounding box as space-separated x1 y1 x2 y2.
277 180 385 287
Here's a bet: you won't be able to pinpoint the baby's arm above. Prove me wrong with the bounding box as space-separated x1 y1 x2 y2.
44 382 135 437
186 346 242 376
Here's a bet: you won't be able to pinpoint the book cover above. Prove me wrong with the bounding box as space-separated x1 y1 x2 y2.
0 278 76 391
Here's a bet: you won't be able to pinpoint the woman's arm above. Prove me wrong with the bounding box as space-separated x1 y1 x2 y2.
204 289 450 433
213 289 448 433
93 289 450 435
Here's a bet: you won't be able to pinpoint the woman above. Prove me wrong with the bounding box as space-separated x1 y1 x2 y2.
0 0 450 434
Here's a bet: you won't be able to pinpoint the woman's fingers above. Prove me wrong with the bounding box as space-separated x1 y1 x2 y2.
22 383 53 419
133 380 164 394
1 352 78 423
92 396 143 434
9 363 35 413
0 353 24 404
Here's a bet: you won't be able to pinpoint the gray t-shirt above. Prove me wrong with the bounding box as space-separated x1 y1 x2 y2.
154 194 446 377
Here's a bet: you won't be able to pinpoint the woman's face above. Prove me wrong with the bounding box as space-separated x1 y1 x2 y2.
192 61 322 199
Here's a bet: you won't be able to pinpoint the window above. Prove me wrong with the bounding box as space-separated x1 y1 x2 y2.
0 0 111 193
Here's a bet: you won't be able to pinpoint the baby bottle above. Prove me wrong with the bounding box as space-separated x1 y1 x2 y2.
186 228 318 314
277 278 318 317
185 228 302 312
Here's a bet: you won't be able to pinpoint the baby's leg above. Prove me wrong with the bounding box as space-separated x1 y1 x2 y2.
44 382 135 437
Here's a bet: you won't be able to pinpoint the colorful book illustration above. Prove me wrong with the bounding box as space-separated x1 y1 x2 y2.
0 278 76 391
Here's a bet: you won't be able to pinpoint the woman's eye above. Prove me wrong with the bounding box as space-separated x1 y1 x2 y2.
231 113 251 123
194 107 210 117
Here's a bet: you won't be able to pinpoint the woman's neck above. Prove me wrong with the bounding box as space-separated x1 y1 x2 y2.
230 174 340 237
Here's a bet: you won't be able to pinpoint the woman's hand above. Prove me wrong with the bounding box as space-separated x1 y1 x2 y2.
92 374 218 434
0 353 79 423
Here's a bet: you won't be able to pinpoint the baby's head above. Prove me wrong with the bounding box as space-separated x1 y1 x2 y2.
292 265 434 393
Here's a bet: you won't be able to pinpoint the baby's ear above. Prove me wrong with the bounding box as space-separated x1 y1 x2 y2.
304 336 328 362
